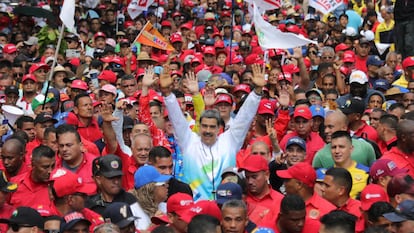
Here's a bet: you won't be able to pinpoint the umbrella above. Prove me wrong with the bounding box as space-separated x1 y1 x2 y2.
13 6 57 27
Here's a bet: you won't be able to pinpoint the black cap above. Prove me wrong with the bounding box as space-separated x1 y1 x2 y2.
360 38 370 45
103 202 138 228
5 86 18 96
340 97 366 115
0 207 44 229
61 212 91 232
34 113 58 124
123 116 134 130
0 170 17 193
65 34 79 41
92 154 123 178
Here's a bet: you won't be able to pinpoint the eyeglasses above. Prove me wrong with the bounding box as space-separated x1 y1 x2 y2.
322 56 333 60
9 224 33 232
13 73 24 78
252 151 267 156
309 50 317 55
308 96 322 101
36 69 47 73
122 84 136 88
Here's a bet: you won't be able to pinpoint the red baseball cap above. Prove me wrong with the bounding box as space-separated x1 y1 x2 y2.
22 74 37 83
335 43 349 52
293 106 312 120
94 32 106 40
98 70 117 84
204 46 216 56
170 33 183 43
276 162 316 188
3 44 17 54
180 200 222 223
343 50 356 63
369 159 408 181
51 168 96 197
167 192 194 216
71 79 88 90
161 20 172 27
239 155 269 172
277 72 292 83
283 63 300 74
29 63 50 74
180 22 192 30
244 54 263 65
360 184 389 211
402 56 414 69
257 99 276 115
233 84 251 94
215 93 233 105
268 49 285 57
214 40 225 49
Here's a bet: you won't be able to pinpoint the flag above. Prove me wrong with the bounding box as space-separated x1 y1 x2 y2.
252 3 316 49
309 0 343 15
60 0 76 33
245 0 280 13
134 22 175 51
128 0 155 20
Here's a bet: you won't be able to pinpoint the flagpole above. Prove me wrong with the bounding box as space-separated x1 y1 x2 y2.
229 0 235 66
134 21 150 44
42 24 65 110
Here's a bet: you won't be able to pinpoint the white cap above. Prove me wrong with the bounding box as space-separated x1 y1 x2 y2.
349 70 368 84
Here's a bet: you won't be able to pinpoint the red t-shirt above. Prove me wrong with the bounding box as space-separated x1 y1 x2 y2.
304 193 337 233
355 56 368 73
280 131 325 164
9 171 51 208
381 147 414 178
352 121 379 143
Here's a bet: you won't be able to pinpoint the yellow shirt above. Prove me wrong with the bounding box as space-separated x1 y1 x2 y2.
347 161 369 199
392 75 408 88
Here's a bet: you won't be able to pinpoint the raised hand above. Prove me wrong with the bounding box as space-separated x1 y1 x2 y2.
101 103 119 122
203 86 216 107
160 64 173 89
251 63 266 88
277 90 290 107
185 71 199 95
265 118 277 140
142 66 158 88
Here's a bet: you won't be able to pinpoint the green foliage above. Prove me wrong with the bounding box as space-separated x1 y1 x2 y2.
36 25 67 56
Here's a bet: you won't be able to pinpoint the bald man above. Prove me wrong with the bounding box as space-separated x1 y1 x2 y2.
381 120 414 177
312 110 376 168
1 136 28 179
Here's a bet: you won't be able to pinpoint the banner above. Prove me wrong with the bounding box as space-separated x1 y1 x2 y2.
128 0 155 19
60 0 75 33
245 0 281 13
309 0 343 15
134 22 175 51
252 3 316 49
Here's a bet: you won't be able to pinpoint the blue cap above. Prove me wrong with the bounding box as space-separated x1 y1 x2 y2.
366 55 384 66
373 79 390 91
316 168 327 182
254 228 275 233
286 136 306 151
383 200 414 222
134 165 172 189
215 182 243 205
310 105 325 118
153 66 163 75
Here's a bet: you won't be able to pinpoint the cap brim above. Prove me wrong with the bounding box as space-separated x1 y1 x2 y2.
117 217 138 228
383 212 408 222
1 182 17 193
238 167 262 173
276 170 293 179
63 219 91 231
155 174 172 183
151 215 169 225
339 107 352 115
101 170 124 178
0 218 9 224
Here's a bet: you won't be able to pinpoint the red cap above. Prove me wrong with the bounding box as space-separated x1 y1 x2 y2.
51 168 96 197
3 44 17 54
402 56 414 69
171 70 183 77
239 155 269 172
282 63 299 74
387 174 414 198
180 200 222 223
335 43 349 52
286 25 300 34
29 63 49 74
257 99 276 115
172 11 181 18
215 93 233 105
369 159 408 181
244 54 263 65
94 31 106 39
276 162 316 188
268 49 285 58
204 46 216 56
233 84 251 94
98 70 117 84
161 20 172 27
343 50 356 63
170 33 183 43
167 192 194 216
277 72 293 83
360 184 389 211
22 74 37 83
71 79 88 90
214 40 225 49
293 106 312 120
221 11 231 17
180 22 192 30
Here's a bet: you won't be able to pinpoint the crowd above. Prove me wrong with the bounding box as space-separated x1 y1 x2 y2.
0 0 413 233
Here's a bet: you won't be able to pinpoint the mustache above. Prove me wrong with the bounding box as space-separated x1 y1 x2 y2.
203 132 214 137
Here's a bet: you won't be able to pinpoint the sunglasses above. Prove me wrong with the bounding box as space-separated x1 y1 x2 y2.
45 230 60 233
13 73 24 78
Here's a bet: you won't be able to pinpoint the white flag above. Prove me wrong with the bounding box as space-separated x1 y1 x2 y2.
309 0 343 15
60 0 75 33
128 0 155 20
252 3 316 49
245 0 280 13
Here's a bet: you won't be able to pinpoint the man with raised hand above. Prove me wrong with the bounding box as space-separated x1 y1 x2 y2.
160 64 265 200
